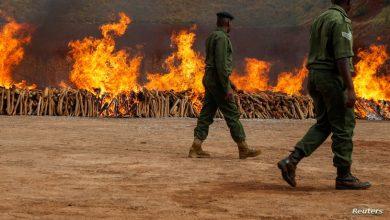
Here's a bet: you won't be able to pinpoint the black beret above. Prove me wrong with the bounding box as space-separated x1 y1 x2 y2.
217 11 234 20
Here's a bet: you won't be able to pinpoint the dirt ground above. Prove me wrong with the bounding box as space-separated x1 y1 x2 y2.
0 116 389 219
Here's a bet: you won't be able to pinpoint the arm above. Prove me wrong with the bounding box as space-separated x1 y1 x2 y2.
336 58 356 108
214 35 231 96
333 20 356 107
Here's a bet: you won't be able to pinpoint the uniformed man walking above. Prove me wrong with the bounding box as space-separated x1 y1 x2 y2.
188 12 261 159
277 0 371 190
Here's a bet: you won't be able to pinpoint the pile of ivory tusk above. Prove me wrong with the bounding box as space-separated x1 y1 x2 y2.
0 86 388 120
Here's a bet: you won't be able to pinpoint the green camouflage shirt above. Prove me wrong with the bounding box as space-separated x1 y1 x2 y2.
307 5 354 72
203 27 233 93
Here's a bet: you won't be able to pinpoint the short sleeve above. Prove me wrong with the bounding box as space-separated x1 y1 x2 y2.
332 20 354 60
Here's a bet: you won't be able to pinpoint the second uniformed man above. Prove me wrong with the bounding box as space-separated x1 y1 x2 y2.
277 0 371 190
188 12 261 159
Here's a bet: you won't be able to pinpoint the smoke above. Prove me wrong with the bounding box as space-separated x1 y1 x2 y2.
11 0 90 87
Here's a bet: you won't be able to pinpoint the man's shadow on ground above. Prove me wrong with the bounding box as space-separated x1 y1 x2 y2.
214 181 335 194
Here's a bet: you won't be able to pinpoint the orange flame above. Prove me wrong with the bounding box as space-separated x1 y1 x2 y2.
273 59 308 95
68 12 142 96
231 58 271 92
0 19 31 88
14 80 37 90
146 27 205 94
353 45 389 101
231 58 308 95
59 80 70 89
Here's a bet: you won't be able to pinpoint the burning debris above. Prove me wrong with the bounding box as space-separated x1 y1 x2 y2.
355 98 390 120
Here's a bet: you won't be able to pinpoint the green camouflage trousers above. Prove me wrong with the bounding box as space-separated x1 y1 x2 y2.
194 86 246 143
296 70 355 167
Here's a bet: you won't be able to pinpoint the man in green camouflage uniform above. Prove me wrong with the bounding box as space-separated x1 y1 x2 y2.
189 12 261 159
278 0 371 190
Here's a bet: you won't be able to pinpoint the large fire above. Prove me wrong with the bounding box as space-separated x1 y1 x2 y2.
1 12 389 120
273 59 308 95
146 27 205 94
67 16 310 100
231 58 308 95
0 18 31 88
68 13 142 96
353 45 389 101
231 58 271 92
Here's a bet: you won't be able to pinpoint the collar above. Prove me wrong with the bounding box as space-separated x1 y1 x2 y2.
329 4 348 17
216 27 230 37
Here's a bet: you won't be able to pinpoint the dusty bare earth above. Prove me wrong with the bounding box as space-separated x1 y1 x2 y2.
0 116 389 219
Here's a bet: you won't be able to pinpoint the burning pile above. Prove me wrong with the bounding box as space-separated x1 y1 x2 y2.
355 99 390 120
0 86 314 118
98 90 315 119
0 13 389 120
1 86 389 120
354 45 389 101
353 45 390 120
145 27 205 111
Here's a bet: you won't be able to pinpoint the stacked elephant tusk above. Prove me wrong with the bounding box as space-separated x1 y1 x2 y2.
0 86 388 120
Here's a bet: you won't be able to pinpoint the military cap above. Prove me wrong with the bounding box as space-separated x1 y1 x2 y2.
217 11 234 20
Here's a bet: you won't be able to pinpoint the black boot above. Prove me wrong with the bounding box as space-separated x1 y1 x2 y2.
335 166 371 190
277 149 305 187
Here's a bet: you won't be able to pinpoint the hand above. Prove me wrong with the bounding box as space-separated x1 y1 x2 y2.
230 82 237 92
225 89 234 101
346 88 357 108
